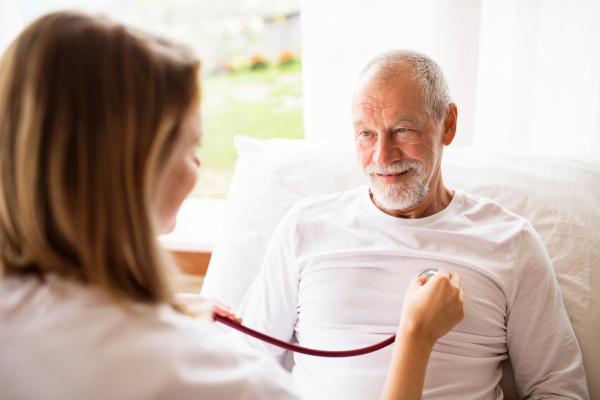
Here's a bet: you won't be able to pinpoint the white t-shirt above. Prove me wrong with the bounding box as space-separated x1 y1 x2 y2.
233 186 589 400
0 274 301 400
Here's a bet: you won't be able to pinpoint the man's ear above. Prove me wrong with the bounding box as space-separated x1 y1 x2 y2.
442 104 458 146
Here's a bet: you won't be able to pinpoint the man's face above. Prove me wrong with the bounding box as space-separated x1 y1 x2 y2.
352 71 445 211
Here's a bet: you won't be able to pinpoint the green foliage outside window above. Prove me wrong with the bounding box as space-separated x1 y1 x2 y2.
191 59 303 198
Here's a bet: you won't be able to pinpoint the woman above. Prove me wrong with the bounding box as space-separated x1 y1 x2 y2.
0 11 464 400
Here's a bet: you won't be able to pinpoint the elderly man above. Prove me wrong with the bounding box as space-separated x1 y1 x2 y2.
232 50 589 399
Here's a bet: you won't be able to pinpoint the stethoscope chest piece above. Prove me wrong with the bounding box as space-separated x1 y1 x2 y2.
419 269 438 283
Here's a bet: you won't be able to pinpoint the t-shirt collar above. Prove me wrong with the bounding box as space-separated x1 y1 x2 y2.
359 185 462 226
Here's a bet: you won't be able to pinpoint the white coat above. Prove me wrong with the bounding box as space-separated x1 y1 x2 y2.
0 274 301 400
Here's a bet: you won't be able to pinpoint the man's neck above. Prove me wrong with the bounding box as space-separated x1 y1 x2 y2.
370 177 455 220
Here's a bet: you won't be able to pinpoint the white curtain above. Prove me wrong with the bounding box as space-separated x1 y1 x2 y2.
0 0 23 57
301 0 600 155
473 0 600 155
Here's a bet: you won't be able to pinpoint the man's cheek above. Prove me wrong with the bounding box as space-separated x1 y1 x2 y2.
356 149 373 170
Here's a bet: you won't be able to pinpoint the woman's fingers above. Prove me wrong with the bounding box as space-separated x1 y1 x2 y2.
399 269 466 344
172 294 242 323
175 295 241 323
212 302 242 324
210 297 231 311
449 273 462 289
425 269 463 292
434 268 450 280
410 276 427 287
213 306 229 317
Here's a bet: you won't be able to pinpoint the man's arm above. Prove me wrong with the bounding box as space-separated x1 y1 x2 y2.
231 207 299 364
506 223 589 399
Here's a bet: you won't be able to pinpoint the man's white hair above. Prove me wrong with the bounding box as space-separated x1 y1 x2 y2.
359 49 452 125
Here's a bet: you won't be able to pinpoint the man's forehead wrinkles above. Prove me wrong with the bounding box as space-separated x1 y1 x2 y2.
354 101 409 110
354 105 377 111
354 94 379 100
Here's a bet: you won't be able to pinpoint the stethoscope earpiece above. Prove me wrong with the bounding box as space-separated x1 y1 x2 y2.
419 269 438 283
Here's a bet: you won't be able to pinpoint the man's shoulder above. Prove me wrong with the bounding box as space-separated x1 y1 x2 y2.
456 190 530 228
453 190 536 248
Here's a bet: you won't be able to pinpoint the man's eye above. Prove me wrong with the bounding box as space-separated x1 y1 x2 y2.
361 131 371 137
397 128 408 133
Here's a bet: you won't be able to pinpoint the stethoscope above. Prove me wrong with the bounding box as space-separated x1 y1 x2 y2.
213 269 439 358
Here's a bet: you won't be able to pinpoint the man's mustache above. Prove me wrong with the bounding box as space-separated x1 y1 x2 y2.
365 160 423 176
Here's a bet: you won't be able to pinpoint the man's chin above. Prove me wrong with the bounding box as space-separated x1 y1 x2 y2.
369 183 428 211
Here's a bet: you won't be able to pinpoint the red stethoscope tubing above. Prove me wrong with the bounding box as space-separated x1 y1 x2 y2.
214 314 396 358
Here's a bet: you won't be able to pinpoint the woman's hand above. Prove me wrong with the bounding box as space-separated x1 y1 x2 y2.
379 269 465 400
174 293 242 323
209 297 242 324
398 269 465 346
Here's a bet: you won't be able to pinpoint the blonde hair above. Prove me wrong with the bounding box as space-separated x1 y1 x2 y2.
0 11 201 307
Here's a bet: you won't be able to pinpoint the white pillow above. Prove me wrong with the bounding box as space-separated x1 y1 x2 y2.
201 135 600 398
202 136 366 311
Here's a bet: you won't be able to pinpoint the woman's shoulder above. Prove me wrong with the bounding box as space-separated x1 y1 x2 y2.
0 275 300 400
100 301 303 400
107 305 300 399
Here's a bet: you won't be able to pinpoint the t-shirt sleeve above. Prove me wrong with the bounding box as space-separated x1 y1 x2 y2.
231 206 300 364
506 223 589 399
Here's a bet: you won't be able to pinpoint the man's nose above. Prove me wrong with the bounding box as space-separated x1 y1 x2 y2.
372 134 402 166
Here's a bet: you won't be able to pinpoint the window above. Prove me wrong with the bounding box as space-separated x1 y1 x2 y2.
16 0 303 198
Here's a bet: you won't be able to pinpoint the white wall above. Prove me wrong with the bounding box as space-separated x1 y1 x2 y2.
0 0 23 56
300 0 482 145
472 0 600 155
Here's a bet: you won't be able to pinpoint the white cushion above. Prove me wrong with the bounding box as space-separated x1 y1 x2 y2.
202 136 365 311
201 135 599 398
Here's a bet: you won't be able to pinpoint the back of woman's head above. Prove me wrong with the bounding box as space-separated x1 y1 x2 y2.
0 11 200 305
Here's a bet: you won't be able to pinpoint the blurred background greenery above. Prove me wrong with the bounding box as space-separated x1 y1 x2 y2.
192 59 303 198
16 0 304 198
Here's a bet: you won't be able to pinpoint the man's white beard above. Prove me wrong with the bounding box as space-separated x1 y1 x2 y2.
365 160 429 211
